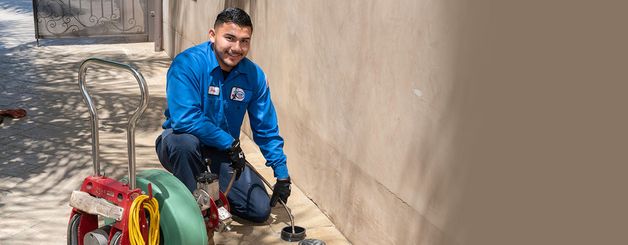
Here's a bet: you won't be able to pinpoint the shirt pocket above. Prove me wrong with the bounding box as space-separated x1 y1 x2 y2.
228 87 253 104
225 88 252 120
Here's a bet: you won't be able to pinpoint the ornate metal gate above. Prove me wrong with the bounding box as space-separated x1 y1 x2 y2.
32 0 149 41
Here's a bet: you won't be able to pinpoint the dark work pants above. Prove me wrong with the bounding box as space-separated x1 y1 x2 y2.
155 128 271 223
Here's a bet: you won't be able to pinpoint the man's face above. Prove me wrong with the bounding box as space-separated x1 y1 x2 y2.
209 22 252 72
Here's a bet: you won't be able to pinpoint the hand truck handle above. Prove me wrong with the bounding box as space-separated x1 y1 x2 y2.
78 58 149 190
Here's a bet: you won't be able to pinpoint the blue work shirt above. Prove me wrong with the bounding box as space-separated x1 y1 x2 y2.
162 41 289 179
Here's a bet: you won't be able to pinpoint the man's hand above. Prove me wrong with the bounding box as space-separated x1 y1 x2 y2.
270 178 291 207
227 139 245 180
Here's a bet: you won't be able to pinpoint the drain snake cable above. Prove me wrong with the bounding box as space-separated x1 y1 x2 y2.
128 195 160 245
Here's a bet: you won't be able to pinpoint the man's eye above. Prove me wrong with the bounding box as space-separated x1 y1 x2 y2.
226 36 234 41
242 40 250 44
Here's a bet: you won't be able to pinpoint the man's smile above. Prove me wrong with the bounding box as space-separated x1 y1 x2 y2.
227 52 242 58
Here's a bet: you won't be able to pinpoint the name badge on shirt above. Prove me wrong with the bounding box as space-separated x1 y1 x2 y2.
208 86 220 96
230 87 245 101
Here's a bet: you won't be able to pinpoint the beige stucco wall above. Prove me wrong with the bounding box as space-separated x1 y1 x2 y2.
162 0 467 244
161 1 628 245
244 1 467 245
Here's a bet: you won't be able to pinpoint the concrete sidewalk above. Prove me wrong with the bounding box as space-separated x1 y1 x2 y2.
0 1 349 244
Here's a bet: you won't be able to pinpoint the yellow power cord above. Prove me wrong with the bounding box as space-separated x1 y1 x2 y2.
129 195 160 245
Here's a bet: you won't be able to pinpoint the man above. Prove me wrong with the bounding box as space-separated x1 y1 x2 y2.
155 7 290 223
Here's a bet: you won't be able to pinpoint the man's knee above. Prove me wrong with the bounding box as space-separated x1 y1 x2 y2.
246 204 271 223
165 133 201 158
244 183 272 223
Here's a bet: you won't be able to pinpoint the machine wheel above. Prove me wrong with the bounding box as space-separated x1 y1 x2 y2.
132 169 208 245
84 228 109 245
67 213 81 245
109 231 122 245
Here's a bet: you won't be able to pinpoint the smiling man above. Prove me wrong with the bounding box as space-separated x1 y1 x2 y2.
155 8 291 224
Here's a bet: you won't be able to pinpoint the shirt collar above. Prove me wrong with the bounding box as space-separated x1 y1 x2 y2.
207 42 220 72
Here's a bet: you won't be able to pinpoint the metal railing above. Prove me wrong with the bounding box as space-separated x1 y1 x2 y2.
33 0 147 39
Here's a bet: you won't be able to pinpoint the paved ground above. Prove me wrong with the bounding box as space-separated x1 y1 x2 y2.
0 1 350 244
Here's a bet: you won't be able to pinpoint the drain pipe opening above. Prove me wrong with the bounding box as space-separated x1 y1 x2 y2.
244 161 325 243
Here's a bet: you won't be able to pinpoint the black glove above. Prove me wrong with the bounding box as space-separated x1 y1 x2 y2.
270 178 291 207
227 139 245 180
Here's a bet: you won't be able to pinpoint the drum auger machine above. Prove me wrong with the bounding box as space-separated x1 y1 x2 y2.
66 58 232 245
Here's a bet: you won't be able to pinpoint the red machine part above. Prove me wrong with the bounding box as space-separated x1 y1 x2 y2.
203 191 230 231
68 176 149 245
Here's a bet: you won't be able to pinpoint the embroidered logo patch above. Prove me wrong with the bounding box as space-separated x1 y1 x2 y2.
230 87 245 101
208 86 220 96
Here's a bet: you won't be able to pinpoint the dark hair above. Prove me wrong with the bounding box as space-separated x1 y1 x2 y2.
214 7 253 31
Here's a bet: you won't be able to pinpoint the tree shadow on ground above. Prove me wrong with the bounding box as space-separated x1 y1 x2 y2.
1 42 170 182
0 0 33 15
0 38 170 242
